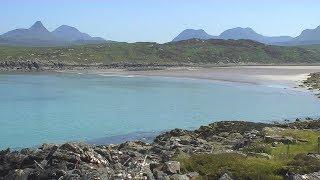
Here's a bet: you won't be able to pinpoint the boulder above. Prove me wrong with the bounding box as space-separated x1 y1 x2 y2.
60 143 84 154
186 172 199 180
154 170 170 180
60 173 81 180
4 168 33 180
155 129 191 143
164 161 181 174
170 174 189 180
265 135 297 144
219 173 234 180
118 141 151 154
307 153 320 160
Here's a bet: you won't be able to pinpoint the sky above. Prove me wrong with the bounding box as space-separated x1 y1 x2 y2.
1 0 320 43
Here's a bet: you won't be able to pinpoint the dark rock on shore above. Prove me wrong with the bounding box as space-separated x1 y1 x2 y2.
0 59 181 72
301 72 320 98
0 61 41 71
1 119 320 179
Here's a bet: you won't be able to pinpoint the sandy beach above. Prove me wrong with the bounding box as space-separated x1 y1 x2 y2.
64 66 320 88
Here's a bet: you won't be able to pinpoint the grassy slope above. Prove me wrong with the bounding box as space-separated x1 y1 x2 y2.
178 128 320 179
301 72 320 98
299 44 320 52
1 39 320 66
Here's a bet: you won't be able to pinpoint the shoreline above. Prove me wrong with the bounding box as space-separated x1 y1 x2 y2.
2 65 320 87
2 66 320 179
2 119 320 179
8 113 320 150
57 65 320 93
2 65 320 98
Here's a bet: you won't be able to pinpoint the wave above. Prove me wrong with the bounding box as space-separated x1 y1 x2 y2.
97 74 137 78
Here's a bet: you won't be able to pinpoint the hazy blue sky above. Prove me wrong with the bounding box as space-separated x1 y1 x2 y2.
1 0 320 43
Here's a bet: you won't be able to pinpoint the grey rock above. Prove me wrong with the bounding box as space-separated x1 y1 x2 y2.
60 173 81 180
170 174 190 180
186 172 199 180
219 132 230 138
219 173 234 180
289 171 320 180
60 143 84 154
154 170 170 180
307 153 320 160
4 168 33 180
227 133 243 140
164 161 181 174
265 135 296 144
2 120 320 180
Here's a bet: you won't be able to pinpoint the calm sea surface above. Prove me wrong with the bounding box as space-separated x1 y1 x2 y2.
1 73 320 148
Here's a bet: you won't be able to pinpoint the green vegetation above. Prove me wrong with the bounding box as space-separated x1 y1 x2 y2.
178 128 320 180
300 44 320 54
286 154 320 174
179 153 284 180
1 39 320 66
268 128 320 156
242 142 272 154
302 72 320 96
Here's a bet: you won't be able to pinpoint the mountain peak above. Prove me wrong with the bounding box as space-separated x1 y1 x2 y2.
29 21 47 31
172 29 216 42
52 25 105 42
295 25 320 42
222 27 256 34
55 25 80 32
0 21 106 46
219 27 261 40
184 29 205 32
244 27 255 32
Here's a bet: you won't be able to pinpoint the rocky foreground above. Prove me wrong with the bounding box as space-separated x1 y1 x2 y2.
302 72 320 98
1 119 320 180
0 60 177 72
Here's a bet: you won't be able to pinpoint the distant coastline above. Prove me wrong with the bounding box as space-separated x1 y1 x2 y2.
2 64 320 96
57 65 320 89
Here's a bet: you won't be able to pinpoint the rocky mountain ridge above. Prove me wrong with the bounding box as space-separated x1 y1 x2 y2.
0 21 106 47
173 26 320 45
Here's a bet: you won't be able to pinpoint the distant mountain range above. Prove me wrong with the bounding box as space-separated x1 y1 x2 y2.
2 21 320 47
172 26 320 45
0 21 106 46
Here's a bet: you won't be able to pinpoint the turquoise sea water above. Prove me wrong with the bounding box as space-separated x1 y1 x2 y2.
1 73 320 148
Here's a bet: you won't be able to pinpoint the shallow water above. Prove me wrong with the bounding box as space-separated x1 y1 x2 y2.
1 73 320 148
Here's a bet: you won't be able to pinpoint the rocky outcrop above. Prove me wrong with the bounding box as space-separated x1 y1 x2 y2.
287 171 320 180
279 118 320 130
0 141 192 180
1 119 320 179
0 60 179 72
301 72 320 98
0 61 41 71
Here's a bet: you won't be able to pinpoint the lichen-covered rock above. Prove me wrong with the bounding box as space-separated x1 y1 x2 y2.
4 168 33 180
1 120 320 179
154 170 170 180
164 161 181 174
186 172 199 180
170 174 189 180
219 173 234 180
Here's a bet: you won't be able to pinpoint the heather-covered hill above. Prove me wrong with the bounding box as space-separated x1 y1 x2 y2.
1 39 320 71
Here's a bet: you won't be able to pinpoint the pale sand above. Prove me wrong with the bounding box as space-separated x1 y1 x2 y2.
62 66 320 89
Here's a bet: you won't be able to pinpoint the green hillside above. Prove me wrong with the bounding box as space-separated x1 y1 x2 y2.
1 39 320 68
